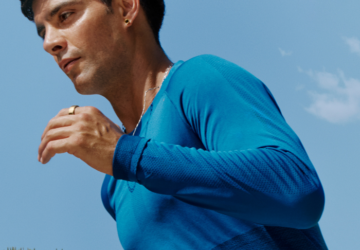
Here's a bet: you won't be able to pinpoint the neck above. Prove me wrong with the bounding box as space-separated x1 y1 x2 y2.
103 44 172 133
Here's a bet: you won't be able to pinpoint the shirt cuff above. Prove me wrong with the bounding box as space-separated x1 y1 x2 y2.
112 134 149 181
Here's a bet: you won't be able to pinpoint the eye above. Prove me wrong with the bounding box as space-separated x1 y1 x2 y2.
59 12 73 22
40 29 46 40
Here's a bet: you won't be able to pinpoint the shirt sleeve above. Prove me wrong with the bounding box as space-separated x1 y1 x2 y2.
112 55 325 229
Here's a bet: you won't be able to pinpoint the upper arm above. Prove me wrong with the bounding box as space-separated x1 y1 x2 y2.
167 55 309 158
165 55 320 182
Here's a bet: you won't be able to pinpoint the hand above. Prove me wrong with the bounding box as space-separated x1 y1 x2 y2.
38 106 123 176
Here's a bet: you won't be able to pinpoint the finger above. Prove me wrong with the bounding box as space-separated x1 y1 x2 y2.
55 108 71 117
41 115 77 140
39 126 73 159
40 138 70 164
56 106 96 117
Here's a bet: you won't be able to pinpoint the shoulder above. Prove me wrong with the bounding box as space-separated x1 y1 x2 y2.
167 55 265 94
170 54 256 83
165 54 269 104
177 54 244 72
164 54 283 121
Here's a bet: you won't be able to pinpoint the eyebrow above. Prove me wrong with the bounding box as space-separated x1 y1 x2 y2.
36 0 82 38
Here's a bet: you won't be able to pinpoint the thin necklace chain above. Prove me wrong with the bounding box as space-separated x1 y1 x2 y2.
132 63 174 136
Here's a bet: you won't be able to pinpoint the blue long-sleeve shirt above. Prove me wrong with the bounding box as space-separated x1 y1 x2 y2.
101 55 327 249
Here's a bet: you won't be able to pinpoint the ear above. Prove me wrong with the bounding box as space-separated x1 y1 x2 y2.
115 0 140 26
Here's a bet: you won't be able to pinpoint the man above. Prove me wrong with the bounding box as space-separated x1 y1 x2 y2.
21 0 328 249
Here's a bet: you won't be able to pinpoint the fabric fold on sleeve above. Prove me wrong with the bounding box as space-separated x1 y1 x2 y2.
112 134 149 182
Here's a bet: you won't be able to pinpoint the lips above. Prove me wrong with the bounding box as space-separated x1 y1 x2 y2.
59 57 81 73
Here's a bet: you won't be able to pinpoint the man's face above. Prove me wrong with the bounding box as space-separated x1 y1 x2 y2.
33 0 129 95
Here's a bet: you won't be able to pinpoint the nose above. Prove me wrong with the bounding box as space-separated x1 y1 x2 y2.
43 27 67 56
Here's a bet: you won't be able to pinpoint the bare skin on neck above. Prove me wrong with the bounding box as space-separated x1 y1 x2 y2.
33 0 172 133
107 38 172 134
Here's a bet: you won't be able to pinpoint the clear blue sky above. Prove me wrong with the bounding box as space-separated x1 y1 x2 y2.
1 0 359 249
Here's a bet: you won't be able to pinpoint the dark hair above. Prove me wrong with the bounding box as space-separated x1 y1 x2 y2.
20 0 165 45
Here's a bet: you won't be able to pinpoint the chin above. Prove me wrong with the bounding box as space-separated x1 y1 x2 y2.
68 66 98 95
74 84 94 95
70 72 99 95
68 62 110 95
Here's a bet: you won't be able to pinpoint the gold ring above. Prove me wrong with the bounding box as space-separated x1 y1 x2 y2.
68 105 79 115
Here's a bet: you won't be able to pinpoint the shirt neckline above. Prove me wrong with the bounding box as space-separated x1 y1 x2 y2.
129 60 184 136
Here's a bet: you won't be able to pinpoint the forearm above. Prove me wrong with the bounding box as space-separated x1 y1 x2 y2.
113 134 325 229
